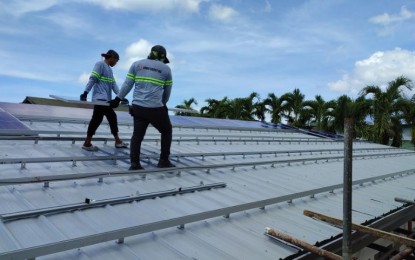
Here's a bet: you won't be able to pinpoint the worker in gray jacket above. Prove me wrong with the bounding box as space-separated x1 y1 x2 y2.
109 45 174 170
80 50 128 151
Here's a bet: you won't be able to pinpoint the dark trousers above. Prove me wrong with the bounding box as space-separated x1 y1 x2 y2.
87 105 119 136
130 105 172 164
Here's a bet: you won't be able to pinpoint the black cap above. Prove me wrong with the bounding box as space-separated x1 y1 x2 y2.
101 49 119 60
149 45 169 64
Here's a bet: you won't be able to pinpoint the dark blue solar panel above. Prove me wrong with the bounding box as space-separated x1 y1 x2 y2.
0 111 31 130
0 102 93 120
2 102 339 136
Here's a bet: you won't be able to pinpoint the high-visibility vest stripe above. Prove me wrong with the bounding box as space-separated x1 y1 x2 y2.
91 71 115 83
134 76 172 87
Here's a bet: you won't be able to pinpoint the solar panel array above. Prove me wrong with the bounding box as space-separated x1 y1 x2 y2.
0 111 30 130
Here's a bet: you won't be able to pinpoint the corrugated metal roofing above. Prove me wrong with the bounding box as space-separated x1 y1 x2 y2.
1 102 415 259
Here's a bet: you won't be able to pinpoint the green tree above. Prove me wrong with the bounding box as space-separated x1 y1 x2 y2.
360 76 413 145
302 95 327 130
330 95 371 138
200 98 223 118
264 93 284 124
175 98 198 116
280 88 305 127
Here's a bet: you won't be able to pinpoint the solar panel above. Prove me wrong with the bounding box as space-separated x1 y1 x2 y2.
50 95 110 106
0 111 31 130
0 102 94 121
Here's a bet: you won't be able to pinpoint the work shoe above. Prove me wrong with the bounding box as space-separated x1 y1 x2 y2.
129 163 144 171
115 142 129 148
157 159 176 168
82 144 99 152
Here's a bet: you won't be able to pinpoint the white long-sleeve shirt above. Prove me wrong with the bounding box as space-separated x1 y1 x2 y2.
117 59 172 108
84 60 119 101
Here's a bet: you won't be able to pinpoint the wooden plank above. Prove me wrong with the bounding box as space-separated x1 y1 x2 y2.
265 227 342 260
304 210 415 247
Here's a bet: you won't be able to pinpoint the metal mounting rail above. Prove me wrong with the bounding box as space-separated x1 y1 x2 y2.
0 135 337 144
16 115 295 133
1 169 414 260
0 147 405 167
0 154 129 167
0 129 317 141
0 151 413 186
1 182 226 222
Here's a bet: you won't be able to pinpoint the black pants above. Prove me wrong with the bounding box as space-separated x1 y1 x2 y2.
130 105 172 164
87 105 119 136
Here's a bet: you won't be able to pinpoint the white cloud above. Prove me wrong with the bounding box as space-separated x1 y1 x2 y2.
369 6 414 36
84 0 204 13
121 39 174 70
328 48 415 96
122 39 153 69
43 12 89 32
0 68 63 82
0 0 205 17
0 0 58 16
208 4 238 22
369 6 414 26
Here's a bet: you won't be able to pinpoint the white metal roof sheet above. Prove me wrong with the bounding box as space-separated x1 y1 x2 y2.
0 102 415 259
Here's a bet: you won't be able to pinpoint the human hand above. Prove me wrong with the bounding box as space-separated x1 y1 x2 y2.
80 91 88 101
109 97 121 108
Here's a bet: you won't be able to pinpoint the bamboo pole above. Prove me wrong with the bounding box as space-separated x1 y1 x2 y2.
265 227 342 260
304 210 415 247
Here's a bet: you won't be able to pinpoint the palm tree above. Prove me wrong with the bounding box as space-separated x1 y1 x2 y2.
332 95 352 134
280 88 305 127
302 95 327 130
200 98 222 118
175 98 198 116
264 93 284 124
253 99 267 122
330 95 371 138
394 97 415 148
321 99 337 133
225 93 259 120
360 76 413 145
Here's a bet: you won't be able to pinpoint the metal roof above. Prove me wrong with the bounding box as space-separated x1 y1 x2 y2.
1 101 415 259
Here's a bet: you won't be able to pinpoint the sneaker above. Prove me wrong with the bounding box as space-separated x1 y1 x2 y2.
82 145 99 152
157 159 176 168
129 163 144 171
115 142 129 148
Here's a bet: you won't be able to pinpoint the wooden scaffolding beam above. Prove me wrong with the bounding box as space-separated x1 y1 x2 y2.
265 227 342 260
304 210 415 248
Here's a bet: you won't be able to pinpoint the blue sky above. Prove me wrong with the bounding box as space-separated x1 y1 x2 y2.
1 0 415 111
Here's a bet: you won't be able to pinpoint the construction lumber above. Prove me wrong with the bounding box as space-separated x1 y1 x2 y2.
390 245 414 260
304 210 415 248
395 197 415 205
265 227 342 260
